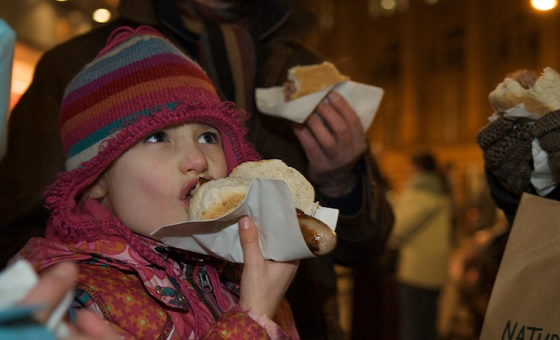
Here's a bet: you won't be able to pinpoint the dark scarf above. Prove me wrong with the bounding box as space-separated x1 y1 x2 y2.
153 0 292 113
154 0 257 111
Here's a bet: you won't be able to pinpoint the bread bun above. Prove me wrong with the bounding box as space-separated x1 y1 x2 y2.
187 178 250 220
229 160 318 216
488 77 527 113
488 67 560 117
188 159 319 220
285 61 349 101
507 69 539 89
523 67 560 116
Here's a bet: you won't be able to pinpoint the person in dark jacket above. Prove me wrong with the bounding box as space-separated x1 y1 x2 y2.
0 1 394 338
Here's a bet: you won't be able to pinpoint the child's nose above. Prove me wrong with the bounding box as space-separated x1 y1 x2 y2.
179 145 208 174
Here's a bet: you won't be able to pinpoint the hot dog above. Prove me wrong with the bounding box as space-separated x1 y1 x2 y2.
283 61 349 101
187 159 337 256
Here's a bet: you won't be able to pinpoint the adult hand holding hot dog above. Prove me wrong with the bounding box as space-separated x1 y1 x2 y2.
293 91 367 198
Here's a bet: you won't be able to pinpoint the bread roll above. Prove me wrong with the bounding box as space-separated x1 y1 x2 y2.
488 67 560 117
523 67 560 116
285 61 349 101
187 178 250 220
188 159 319 220
488 77 527 113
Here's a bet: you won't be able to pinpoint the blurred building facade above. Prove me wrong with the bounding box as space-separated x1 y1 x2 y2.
1 0 118 108
302 0 560 236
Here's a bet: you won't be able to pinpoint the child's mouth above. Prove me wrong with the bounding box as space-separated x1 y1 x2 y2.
180 181 198 207
181 177 211 206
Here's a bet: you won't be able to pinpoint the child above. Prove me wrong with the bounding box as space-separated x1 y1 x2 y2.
11 26 299 339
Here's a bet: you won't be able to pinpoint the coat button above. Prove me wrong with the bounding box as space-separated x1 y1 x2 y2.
177 295 190 310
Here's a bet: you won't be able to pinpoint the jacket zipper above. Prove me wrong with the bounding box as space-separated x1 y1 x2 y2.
186 263 224 320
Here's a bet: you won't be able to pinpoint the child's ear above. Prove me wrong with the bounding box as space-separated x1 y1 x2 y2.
87 176 108 200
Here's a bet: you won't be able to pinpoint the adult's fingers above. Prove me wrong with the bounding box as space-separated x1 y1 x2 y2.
293 123 323 162
305 110 338 153
62 309 121 340
20 262 78 324
314 95 348 142
326 91 364 137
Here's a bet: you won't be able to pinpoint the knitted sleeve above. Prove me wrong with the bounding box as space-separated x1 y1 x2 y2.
533 109 560 176
477 116 534 196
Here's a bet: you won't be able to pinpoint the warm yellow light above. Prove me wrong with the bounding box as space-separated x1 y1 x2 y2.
380 0 397 11
92 8 111 23
531 0 558 11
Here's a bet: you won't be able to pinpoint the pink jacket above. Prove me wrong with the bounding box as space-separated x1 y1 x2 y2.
13 236 299 339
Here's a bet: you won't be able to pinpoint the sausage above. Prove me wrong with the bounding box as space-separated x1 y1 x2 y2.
296 208 337 256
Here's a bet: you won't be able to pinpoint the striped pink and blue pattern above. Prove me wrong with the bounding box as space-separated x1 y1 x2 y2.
60 27 219 170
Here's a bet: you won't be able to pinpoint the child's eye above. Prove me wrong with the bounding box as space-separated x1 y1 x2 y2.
198 132 220 144
144 132 168 143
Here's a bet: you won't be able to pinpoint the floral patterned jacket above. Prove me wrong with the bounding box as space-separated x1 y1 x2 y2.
13 236 298 339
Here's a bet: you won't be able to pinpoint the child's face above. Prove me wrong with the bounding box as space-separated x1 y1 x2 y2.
88 123 228 236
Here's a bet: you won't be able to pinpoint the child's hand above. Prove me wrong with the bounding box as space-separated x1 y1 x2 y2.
237 216 299 319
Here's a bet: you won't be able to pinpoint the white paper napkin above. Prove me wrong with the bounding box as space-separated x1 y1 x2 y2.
151 179 339 263
0 260 72 338
255 81 384 132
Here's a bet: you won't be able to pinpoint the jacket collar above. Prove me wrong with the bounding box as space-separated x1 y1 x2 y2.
18 236 230 311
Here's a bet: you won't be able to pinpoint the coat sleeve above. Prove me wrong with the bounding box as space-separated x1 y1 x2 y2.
319 150 395 267
204 298 297 339
203 308 293 340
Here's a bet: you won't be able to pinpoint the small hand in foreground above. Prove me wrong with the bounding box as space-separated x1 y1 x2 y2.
237 216 299 318
293 91 367 197
19 262 121 340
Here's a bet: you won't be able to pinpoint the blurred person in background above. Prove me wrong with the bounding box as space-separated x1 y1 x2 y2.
438 214 509 340
437 184 510 340
388 151 454 340
0 0 394 338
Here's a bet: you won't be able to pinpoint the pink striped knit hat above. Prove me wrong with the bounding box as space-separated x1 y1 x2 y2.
45 26 259 243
